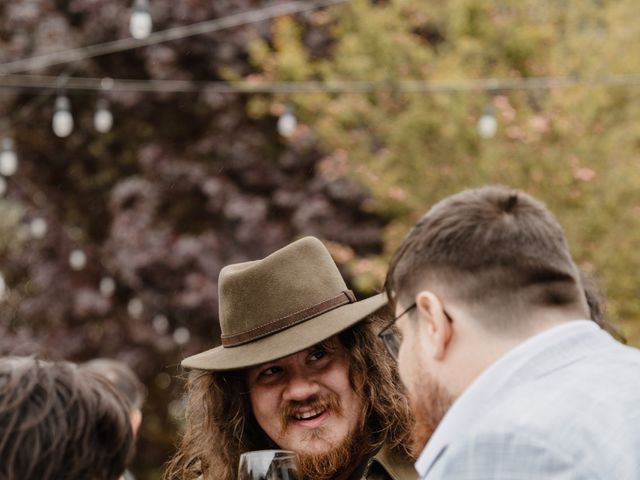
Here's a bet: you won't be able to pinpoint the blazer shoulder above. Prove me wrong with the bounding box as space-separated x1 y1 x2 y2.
429 427 597 479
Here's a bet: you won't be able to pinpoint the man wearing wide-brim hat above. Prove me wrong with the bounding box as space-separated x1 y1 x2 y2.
165 237 417 480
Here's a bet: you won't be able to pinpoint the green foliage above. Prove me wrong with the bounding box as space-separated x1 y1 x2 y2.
249 0 640 344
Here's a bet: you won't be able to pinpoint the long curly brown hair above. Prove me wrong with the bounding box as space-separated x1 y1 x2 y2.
164 315 414 480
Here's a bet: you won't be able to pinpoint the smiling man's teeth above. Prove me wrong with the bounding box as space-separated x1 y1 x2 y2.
294 408 324 420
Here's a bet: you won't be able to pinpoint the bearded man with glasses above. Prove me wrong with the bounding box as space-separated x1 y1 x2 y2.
381 185 640 479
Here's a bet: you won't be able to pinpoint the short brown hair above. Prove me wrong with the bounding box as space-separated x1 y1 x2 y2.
386 185 588 331
0 357 133 480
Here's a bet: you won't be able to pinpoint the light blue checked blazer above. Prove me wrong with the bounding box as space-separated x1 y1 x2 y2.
421 324 640 479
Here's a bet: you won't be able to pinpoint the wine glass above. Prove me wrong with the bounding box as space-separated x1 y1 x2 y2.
238 449 302 480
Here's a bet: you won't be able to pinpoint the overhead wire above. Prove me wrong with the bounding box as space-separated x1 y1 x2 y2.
0 0 349 75
0 0 349 136
1 73 640 94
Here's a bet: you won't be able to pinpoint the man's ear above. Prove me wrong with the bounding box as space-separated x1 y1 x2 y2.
415 291 452 361
130 408 142 438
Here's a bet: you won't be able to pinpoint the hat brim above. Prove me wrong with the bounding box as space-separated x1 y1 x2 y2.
182 292 387 371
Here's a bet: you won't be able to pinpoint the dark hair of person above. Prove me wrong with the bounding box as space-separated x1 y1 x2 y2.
386 185 589 332
81 358 146 410
164 314 414 480
580 270 627 343
0 357 134 480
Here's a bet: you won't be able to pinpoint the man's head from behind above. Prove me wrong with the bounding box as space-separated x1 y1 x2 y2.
0 357 133 480
387 185 588 328
80 358 146 436
166 237 413 480
385 185 589 453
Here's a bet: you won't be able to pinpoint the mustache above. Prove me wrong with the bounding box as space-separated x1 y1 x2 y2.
280 393 342 431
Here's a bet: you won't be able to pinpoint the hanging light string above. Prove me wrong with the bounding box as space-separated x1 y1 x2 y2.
1 72 640 93
0 69 77 138
129 0 153 40
0 0 349 137
0 0 349 75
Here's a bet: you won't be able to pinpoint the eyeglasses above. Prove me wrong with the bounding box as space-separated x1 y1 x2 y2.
378 303 416 360
378 303 453 360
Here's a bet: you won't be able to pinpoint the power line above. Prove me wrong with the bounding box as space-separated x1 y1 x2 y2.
1 73 640 94
0 0 349 75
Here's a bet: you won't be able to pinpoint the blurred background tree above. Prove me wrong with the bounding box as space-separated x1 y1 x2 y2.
248 0 640 340
0 1 387 478
0 0 639 478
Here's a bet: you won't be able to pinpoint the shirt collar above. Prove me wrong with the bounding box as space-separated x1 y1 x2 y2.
415 320 598 477
348 443 415 480
372 444 417 480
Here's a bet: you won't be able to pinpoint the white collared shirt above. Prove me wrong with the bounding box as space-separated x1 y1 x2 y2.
415 320 599 478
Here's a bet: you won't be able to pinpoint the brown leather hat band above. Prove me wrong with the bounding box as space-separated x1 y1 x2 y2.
221 290 357 348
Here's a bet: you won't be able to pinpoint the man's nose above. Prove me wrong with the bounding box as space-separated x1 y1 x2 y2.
282 371 320 401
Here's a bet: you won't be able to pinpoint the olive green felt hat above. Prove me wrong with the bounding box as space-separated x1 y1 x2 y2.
182 236 387 371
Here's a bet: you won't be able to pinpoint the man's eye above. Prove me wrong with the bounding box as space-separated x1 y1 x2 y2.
260 366 281 378
308 349 327 362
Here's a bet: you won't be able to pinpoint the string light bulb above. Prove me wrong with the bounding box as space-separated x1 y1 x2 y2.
52 95 74 138
69 248 87 271
99 276 116 297
152 314 169 334
29 217 48 239
477 106 498 139
277 105 297 137
130 0 152 40
173 326 191 345
127 297 144 318
94 99 113 133
0 137 18 176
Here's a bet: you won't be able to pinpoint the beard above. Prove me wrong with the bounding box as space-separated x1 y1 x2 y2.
297 427 366 480
280 393 369 480
409 371 455 458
